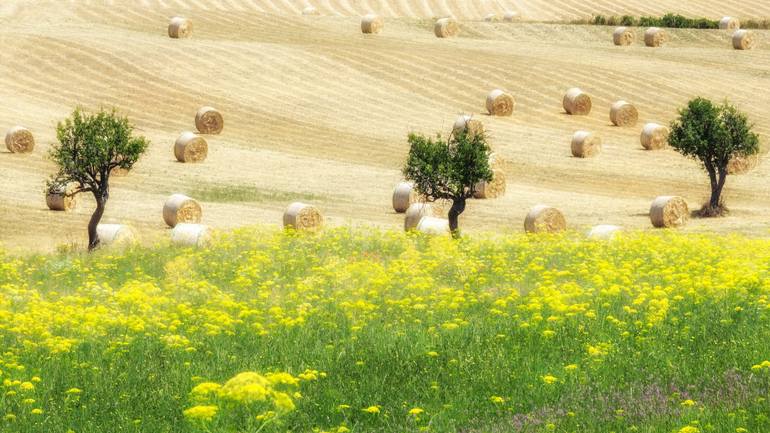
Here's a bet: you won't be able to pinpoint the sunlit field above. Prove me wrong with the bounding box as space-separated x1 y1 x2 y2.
0 228 768 433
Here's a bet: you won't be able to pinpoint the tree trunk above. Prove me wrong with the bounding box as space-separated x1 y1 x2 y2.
88 194 107 251
448 197 466 239
711 168 727 209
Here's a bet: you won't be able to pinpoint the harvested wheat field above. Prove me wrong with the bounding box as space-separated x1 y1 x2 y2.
1 0 770 252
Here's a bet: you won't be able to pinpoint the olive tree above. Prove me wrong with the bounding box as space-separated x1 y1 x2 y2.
403 128 493 238
669 98 759 216
49 108 149 250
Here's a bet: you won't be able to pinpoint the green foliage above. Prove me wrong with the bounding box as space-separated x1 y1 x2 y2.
402 130 492 202
584 13 719 29
188 184 324 204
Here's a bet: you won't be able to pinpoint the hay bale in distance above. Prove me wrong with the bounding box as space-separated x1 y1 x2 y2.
392 182 419 213
5 126 34 153
650 196 689 228
733 30 756 50
524 205 566 233
163 194 202 228
171 223 211 247
587 224 623 240
404 202 445 230
453 115 485 137
640 123 670 150
484 13 498 22
613 27 635 46
46 184 77 211
727 153 760 174
610 100 639 127
195 107 224 134
571 130 602 158
434 18 459 38
416 216 450 235
488 152 505 170
361 14 383 34
174 132 208 163
302 6 320 15
563 88 592 115
283 202 323 231
96 224 136 247
503 11 518 22
473 169 506 199
644 27 667 47
720 16 740 30
168 17 192 39
486 89 515 116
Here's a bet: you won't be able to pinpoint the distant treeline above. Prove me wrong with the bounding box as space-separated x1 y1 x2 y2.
571 13 770 29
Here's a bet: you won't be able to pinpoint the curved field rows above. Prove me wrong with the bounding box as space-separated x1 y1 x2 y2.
1 0 770 251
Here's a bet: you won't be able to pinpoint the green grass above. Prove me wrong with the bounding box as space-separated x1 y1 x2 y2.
570 13 770 30
183 184 327 203
0 228 769 433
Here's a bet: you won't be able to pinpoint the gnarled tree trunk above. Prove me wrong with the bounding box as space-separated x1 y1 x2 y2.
88 187 109 251
448 197 466 239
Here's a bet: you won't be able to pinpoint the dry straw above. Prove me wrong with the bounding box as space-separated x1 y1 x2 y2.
503 12 518 22
163 194 202 227
610 100 639 127
727 153 760 174
171 223 211 247
640 123 669 150
650 195 689 228
175 132 208 163
416 216 450 235
96 224 136 247
434 18 460 38
361 14 383 34
524 205 566 233
453 115 485 138
473 169 506 199
486 89 514 116
195 107 224 134
302 6 320 15
732 30 756 50
5 126 34 153
571 130 602 158
46 184 76 211
563 88 592 115
283 202 323 231
392 182 419 213
587 224 623 240
404 202 445 230
168 17 192 39
613 27 635 46
644 27 667 47
719 16 740 30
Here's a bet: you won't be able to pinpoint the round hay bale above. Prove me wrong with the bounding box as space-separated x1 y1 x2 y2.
434 18 459 38
415 216 450 235
174 132 208 163
283 202 323 231
613 27 635 46
163 194 202 228
719 16 740 30
503 11 518 22
524 205 566 234
644 27 666 47
96 224 136 247
171 223 211 247
302 6 320 15
727 153 760 174
488 152 505 170
195 106 223 134
404 202 445 230
453 115 485 138
732 30 756 50
563 88 592 115
392 182 419 213
473 169 506 199
46 184 77 211
649 195 689 228
168 17 192 39
5 126 34 153
361 14 383 34
640 123 669 150
571 130 602 158
609 100 639 127
486 89 515 116
484 13 498 22
587 224 623 240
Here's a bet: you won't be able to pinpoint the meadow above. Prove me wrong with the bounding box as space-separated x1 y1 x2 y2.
0 228 768 433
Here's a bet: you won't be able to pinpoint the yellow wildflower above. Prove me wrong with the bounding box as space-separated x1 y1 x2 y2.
363 405 380 414
183 405 218 421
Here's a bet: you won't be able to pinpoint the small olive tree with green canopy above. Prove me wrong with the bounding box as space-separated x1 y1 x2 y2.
669 98 759 216
49 108 149 251
403 128 493 238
